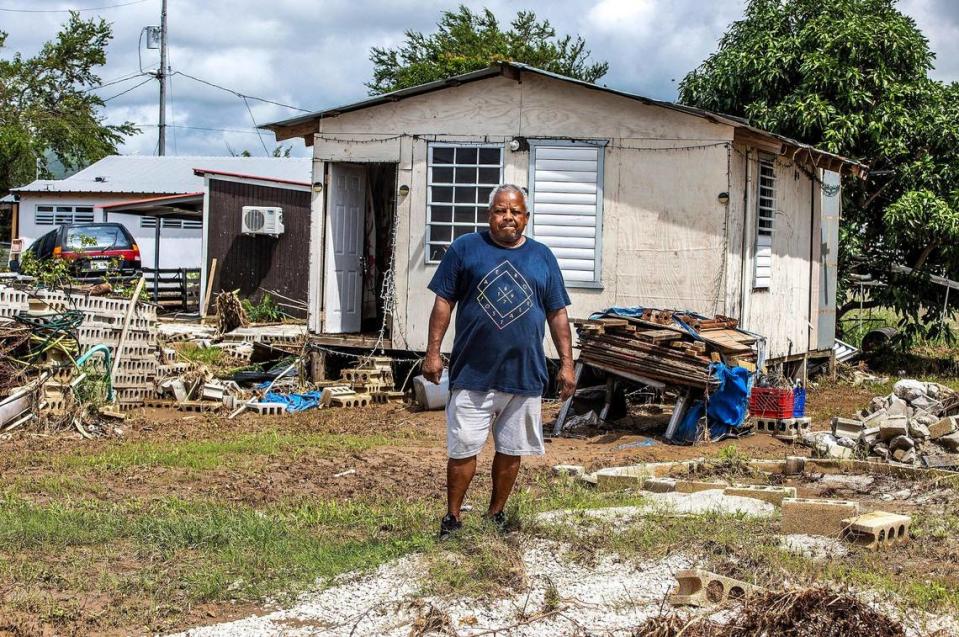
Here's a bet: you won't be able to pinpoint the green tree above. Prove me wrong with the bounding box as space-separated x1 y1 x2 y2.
368 5 608 94
678 0 959 340
0 12 138 195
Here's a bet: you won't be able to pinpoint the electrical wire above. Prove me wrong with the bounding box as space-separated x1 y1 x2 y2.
82 71 150 93
242 96 270 156
173 70 312 112
0 0 149 12
101 76 153 102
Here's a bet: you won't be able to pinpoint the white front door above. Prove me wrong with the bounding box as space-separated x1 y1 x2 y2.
323 164 366 333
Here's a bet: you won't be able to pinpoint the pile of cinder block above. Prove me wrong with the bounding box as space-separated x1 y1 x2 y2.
32 289 160 412
818 379 959 468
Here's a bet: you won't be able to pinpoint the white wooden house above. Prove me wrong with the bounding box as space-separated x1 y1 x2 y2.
264 62 863 360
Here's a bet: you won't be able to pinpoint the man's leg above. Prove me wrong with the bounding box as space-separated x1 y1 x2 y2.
488 393 544 518
488 452 521 515
447 455 477 518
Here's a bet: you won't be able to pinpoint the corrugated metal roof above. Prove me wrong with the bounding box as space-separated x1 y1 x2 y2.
265 61 866 173
11 156 312 195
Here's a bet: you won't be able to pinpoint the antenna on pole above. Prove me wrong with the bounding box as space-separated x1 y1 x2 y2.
157 0 168 156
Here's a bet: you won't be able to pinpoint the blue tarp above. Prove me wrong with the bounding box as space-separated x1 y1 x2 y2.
666 364 753 444
706 363 752 440
262 390 324 413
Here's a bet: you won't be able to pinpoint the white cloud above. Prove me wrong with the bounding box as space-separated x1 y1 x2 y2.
1 0 956 159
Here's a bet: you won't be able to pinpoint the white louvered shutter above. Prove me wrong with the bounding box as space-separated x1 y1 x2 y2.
530 143 603 284
753 157 776 289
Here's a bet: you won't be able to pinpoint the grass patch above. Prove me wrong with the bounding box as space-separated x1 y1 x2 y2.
175 343 225 367
0 494 436 633
422 518 525 598
52 430 392 471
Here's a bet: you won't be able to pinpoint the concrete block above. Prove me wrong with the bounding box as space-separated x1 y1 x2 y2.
675 479 729 494
861 407 887 426
320 385 354 406
176 400 219 413
886 396 910 417
892 448 916 464
936 432 959 452
858 427 881 447
908 420 930 440
930 416 958 440
724 485 797 506
748 459 787 473
668 569 760 607
552 464 584 477
841 511 911 550
784 456 805 476
595 465 652 492
246 401 287 415
879 417 909 441
832 417 864 438
330 393 373 408
781 498 860 536
888 435 915 452
755 417 811 439
642 477 677 493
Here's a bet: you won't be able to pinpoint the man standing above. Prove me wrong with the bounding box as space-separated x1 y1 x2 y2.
423 183 576 539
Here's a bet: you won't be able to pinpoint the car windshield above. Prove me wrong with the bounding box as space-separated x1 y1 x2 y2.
65 226 131 250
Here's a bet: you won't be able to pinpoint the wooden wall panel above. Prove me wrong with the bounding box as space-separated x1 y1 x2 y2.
206 179 311 317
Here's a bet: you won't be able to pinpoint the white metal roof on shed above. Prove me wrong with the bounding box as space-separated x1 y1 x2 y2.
11 156 312 195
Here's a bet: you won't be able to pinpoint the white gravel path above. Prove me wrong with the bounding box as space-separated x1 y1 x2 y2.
536 489 775 525
168 541 692 637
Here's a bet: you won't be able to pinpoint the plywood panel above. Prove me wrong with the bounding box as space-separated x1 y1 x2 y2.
206 179 311 318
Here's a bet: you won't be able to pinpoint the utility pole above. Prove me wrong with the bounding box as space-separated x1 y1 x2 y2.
157 0 168 155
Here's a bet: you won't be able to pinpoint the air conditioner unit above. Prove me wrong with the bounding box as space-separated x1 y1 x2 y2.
241 206 284 237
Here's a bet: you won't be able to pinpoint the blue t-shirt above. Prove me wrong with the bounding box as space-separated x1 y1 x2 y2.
427 231 571 396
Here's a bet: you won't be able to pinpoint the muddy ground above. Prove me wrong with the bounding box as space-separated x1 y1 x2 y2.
3 378 952 636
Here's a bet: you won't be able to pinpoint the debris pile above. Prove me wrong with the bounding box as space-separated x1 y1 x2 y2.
638 587 906 637
816 379 959 468
574 310 758 390
0 283 160 432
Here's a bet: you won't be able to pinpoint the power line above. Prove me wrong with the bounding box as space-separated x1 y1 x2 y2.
0 0 149 12
242 96 270 156
101 76 153 101
173 70 312 113
83 71 150 93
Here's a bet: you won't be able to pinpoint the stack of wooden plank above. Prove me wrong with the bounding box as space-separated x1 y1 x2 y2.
574 311 758 390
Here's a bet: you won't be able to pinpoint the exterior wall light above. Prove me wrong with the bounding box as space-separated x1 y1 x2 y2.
399 184 410 196
718 192 730 205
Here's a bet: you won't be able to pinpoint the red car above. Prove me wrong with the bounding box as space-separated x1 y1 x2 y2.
15 223 141 278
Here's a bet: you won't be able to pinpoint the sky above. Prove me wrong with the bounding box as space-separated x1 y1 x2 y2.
2 0 958 159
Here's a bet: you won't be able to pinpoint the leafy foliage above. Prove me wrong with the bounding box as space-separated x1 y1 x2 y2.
678 0 959 341
241 294 286 323
0 12 138 194
367 5 608 94
18 250 71 288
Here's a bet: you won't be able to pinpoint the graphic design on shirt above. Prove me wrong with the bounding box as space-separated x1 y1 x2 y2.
476 260 534 330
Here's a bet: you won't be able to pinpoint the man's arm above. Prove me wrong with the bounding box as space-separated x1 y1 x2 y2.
423 295 455 384
547 307 576 400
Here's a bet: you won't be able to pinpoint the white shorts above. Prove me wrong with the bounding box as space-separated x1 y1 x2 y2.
446 389 544 459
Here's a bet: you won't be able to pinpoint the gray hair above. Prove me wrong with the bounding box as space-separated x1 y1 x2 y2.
488 184 530 213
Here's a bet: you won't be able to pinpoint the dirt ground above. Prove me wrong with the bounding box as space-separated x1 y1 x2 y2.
0 379 880 509
4 378 949 636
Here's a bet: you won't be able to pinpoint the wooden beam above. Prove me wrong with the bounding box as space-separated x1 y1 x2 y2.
272 119 319 142
734 129 785 156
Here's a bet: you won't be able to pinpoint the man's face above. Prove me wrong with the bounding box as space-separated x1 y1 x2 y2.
487 189 529 244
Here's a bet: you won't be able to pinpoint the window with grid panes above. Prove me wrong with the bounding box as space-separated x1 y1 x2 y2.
35 205 94 226
754 157 776 289
426 143 503 263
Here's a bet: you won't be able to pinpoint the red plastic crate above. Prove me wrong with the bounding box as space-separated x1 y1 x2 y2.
749 387 794 419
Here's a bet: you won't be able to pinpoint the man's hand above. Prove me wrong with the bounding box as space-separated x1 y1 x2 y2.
556 362 576 401
424 296 455 384
423 351 445 384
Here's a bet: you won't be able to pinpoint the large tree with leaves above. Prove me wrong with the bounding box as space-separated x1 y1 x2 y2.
0 12 138 195
679 0 959 340
367 5 608 94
